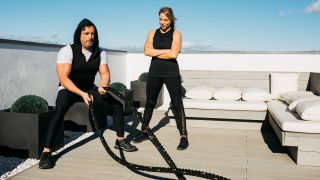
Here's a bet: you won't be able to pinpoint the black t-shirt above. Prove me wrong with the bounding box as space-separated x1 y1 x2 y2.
148 28 180 78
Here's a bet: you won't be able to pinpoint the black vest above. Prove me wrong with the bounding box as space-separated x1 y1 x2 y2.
149 28 179 77
59 44 101 91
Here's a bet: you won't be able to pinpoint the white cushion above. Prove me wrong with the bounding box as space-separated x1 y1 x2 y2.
185 85 215 100
213 87 241 101
279 91 314 104
183 99 267 111
271 73 299 99
288 94 320 111
242 88 272 101
295 100 320 121
267 100 320 133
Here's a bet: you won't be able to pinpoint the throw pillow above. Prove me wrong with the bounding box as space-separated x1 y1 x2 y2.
279 91 314 104
242 87 272 101
288 94 320 111
295 100 320 121
185 85 215 100
213 87 241 101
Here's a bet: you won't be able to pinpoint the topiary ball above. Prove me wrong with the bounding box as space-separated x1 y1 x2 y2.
138 72 148 82
110 82 127 93
10 95 49 114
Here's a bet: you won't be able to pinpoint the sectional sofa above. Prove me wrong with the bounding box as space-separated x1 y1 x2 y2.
167 70 320 166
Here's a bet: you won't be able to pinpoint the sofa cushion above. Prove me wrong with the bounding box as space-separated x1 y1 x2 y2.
295 100 320 121
242 87 272 101
183 99 267 111
271 73 298 99
185 85 215 100
267 100 320 133
213 87 241 101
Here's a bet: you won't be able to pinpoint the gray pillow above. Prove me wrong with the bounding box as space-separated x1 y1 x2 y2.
307 72 320 96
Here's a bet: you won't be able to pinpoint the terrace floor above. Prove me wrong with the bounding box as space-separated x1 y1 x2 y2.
11 111 320 180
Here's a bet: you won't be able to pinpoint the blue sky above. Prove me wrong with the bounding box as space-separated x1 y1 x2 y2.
1 0 319 51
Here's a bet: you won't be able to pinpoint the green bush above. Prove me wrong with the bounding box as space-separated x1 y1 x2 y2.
138 72 148 82
110 82 127 93
11 95 49 114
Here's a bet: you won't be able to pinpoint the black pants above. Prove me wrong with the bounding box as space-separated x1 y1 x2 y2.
142 75 187 136
45 87 124 148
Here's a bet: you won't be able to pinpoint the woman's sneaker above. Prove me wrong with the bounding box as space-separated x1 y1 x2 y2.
132 131 148 143
177 137 189 150
114 139 138 152
38 152 54 169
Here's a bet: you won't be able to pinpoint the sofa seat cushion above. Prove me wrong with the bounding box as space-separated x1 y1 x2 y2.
267 100 320 133
183 99 267 111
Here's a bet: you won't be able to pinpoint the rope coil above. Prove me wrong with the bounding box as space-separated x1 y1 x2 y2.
88 87 230 180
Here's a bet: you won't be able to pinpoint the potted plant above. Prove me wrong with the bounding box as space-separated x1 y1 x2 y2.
0 95 64 159
110 82 134 116
130 72 163 108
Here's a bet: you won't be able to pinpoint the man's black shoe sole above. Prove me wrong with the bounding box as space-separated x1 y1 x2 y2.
38 163 54 169
132 137 148 144
114 145 138 152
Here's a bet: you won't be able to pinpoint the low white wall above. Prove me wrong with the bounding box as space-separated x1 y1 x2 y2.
126 52 320 109
0 39 126 109
1 38 319 111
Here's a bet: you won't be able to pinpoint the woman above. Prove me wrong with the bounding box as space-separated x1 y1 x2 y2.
133 7 188 150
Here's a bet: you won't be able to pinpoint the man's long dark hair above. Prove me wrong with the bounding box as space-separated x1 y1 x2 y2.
73 18 100 58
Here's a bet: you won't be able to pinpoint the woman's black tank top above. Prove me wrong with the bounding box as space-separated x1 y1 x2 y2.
148 28 180 77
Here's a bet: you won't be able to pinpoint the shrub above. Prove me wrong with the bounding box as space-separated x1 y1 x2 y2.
11 95 49 114
138 72 148 82
110 82 127 93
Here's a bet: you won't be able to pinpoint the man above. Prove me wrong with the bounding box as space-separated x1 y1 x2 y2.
39 19 138 169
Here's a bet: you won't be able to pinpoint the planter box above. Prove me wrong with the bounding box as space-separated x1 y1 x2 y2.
130 80 164 108
0 107 64 159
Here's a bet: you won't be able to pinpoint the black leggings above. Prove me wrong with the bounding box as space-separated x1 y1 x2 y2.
45 87 124 148
142 75 187 136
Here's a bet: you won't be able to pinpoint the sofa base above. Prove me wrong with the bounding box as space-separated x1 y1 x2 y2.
269 113 320 166
288 146 320 166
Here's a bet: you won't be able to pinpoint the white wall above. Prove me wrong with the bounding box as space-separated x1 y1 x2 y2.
96 52 127 86
126 52 320 109
0 47 60 109
0 40 127 109
1 40 319 110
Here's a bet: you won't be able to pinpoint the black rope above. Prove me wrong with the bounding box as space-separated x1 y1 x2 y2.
88 87 230 180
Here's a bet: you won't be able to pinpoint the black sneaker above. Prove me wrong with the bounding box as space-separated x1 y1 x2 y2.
177 137 189 150
114 139 138 152
38 152 54 169
132 131 148 143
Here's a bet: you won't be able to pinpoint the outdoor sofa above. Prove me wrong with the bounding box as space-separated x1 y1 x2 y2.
167 70 320 166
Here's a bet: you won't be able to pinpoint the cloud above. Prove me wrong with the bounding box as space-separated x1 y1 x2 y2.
0 33 62 44
181 41 217 52
278 9 302 16
108 44 144 52
278 11 285 16
109 41 217 52
306 0 320 13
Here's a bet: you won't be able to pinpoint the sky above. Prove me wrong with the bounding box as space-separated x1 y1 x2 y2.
0 0 319 52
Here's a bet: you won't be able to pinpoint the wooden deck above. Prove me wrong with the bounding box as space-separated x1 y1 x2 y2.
11 112 320 180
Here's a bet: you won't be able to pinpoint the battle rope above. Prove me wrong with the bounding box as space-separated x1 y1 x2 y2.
88 87 230 180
